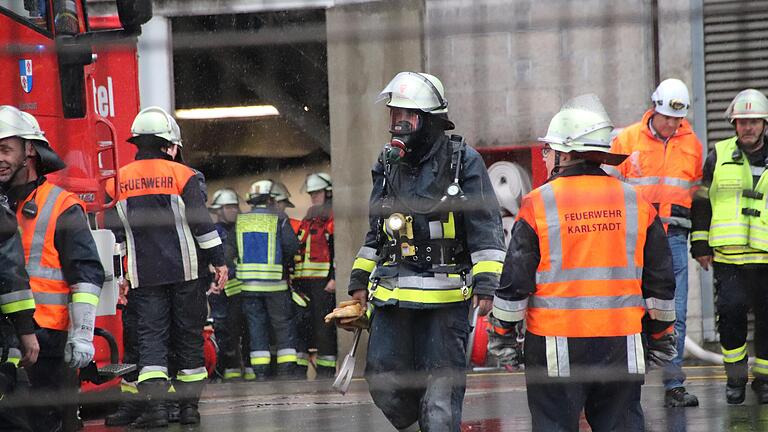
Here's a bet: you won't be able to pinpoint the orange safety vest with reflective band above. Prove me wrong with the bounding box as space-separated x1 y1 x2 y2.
295 214 333 279
518 175 654 337
17 182 83 331
608 109 703 230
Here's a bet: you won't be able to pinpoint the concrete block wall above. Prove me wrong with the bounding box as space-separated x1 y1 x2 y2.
425 0 656 147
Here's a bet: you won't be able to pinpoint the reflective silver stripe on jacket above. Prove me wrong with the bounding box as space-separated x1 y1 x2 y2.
535 183 642 287
492 297 527 322
116 200 140 287
623 176 698 189
471 249 506 264
644 297 676 322
529 295 644 310
27 186 65 281
356 246 381 262
0 290 34 305
170 195 199 281
33 292 69 305
195 230 222 250
71 282 101 296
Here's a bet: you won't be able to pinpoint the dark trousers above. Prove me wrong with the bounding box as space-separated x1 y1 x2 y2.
26 328 78 432
524 332 644 432
121 290 139 383
0 362 32 431
714 262 768 382
215 294 249 374
242 291 296 369
295 279 337 369
365 303 470 432
133 279 207 382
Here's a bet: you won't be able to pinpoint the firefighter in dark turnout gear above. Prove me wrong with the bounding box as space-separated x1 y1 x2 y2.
491 95 677 431
0 190 39 431
105 117 210 427
207 188 251 381
294 173 337 379
347 72 505 432
690 89 768 405
106 107 227 428
238 180 300 380
0 106 104 432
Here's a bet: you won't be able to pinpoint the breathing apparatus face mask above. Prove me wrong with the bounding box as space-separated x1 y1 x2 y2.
385 108 432 164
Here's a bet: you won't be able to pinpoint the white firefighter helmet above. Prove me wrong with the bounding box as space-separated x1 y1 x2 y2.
0 105 45 142
651 78 690 118
303 172 332 193
725 89 768 123
210 188 240 209
539 94 627 166
129 106 182 145
271 181 295 208
248 179 279 201
0 106 65 174
377 72 449 115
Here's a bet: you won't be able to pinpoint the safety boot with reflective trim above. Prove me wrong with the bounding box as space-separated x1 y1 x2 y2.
752 379 768 404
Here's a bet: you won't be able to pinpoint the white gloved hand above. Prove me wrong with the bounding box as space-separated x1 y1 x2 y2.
65 302 96 369
64 339 95 369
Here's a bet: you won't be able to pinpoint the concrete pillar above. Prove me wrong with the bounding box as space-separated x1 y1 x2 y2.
137 16 174 111
327 0 425 375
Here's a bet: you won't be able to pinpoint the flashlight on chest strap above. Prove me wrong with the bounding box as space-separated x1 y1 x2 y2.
385 213 416 257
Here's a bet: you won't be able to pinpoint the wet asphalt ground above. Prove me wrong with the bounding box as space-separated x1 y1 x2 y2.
82 365 768 431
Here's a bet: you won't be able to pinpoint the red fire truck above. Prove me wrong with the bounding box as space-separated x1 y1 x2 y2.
0 0 152 392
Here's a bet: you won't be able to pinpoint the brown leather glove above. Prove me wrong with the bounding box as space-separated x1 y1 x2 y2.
324 300 369 330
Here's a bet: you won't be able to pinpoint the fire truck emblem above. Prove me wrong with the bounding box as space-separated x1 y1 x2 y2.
19 59 33 93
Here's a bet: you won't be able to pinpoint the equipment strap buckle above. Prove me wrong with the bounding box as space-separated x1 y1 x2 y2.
742 207 761 217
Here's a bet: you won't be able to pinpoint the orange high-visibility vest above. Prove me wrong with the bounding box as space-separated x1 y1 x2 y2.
17 181 83 330
518 175 656 337
608 109 703 230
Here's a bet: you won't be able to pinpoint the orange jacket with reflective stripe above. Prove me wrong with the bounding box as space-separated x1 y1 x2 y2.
518 175 656 337
17 181 83 330
609 109 703 229
295 212 334 279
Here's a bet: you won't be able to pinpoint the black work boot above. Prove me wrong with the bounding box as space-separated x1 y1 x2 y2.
725 359 749 405
276 363 297 380
131 380 169 429
252 365 269 381
752 379 768 404
179 401 201 425
175 381 204 425
166 400 180 423
664 387 699 407
105 398 145 427
726 383 747 404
